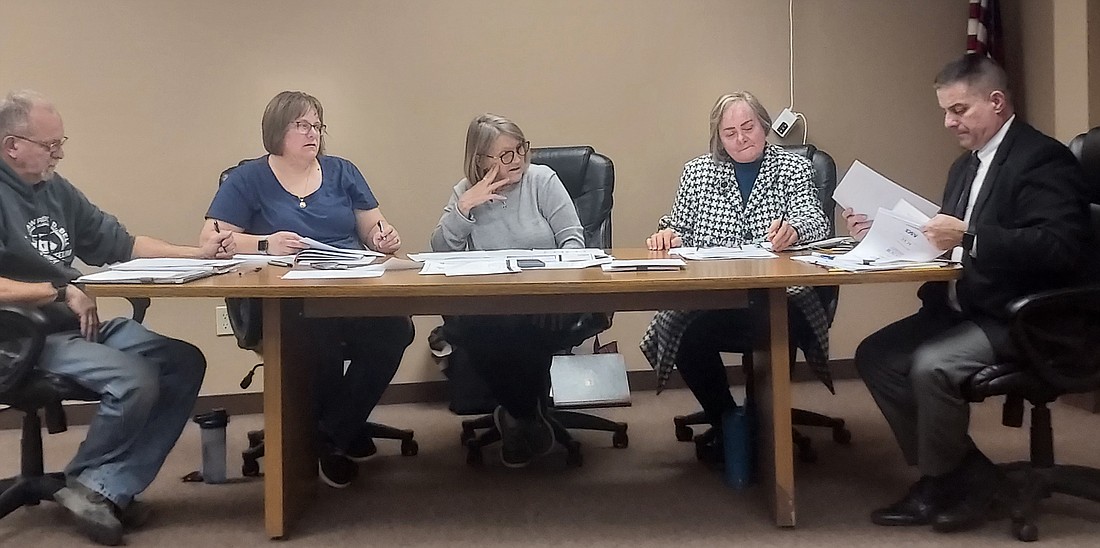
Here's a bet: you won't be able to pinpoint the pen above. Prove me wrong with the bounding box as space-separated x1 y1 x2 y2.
212 220 227 256
377 220 385 237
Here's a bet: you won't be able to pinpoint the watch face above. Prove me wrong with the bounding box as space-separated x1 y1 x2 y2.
258 240 268 252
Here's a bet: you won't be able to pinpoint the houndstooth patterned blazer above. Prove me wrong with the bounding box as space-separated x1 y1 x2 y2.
640 144 835 392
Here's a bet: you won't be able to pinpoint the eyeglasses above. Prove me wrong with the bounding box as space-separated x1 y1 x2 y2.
479 140 530 165
10 134 67 154
290 121 327 135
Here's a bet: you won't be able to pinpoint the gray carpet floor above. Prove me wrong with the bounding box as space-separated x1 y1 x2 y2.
3 380 1100 547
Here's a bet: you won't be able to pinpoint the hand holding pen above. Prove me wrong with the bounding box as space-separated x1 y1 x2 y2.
207 220 236 259
372 219 401 254
765 218 798 251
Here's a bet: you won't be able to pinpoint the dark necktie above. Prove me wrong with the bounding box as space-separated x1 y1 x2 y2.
951 152 980 219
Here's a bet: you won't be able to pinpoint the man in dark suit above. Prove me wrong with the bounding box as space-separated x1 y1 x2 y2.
845 54 1090 533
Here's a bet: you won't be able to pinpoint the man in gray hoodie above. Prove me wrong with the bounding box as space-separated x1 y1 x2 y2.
0 90 234 545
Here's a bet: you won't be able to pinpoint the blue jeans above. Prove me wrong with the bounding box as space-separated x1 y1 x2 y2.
38 318 206 507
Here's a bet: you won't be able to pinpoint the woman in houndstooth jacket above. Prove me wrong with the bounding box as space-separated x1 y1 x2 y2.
641 92 831 443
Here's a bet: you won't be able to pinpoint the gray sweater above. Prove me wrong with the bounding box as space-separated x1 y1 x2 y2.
430 164 584 251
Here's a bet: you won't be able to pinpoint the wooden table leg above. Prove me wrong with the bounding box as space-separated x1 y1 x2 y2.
262 298 317 539
752 288 796 527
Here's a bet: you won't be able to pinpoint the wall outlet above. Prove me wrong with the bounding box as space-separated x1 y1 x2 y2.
215 305 233 336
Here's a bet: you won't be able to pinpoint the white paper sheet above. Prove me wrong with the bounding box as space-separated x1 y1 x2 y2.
75 269 216 284
108 258 243 271
833 160 940 220
600 259 686 272
407 248 607 263
280 269 385 280
669 245 777 260
838 207 945 264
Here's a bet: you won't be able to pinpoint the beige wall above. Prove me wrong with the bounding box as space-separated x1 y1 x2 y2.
2 0 970 396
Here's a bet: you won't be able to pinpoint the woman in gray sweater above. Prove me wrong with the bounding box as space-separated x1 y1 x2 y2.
430 114 583 468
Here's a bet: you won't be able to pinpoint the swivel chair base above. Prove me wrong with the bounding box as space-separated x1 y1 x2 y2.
242 422 419 477
673 408 850 464
459 408 628 467
0 411 65 518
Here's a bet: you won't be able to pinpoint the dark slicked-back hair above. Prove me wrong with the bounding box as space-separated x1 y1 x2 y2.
934 54 1011 101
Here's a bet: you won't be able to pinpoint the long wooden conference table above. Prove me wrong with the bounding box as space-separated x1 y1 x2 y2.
86 249 959 539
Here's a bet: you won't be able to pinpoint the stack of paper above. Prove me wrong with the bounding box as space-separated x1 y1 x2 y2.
409 248 611 276
670 245 777 260
75 258 244 284
600 259 686 272
294 237 382 265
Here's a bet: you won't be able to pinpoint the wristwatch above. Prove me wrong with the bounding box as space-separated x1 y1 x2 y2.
257 239 269 254
961 230 976 251
53 282 68 303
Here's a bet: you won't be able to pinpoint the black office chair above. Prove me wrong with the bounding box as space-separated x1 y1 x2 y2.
214 161 417 477
457 145 628 467
962 128 1100 542
671 144 849 463
0 298 149 520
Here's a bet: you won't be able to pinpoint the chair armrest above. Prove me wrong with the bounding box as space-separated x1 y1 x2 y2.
0 306 50 396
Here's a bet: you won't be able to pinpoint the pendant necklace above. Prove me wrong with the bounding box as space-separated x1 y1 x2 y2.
296 164 320 209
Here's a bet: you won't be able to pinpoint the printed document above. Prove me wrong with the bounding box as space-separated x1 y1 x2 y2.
834 160 940 220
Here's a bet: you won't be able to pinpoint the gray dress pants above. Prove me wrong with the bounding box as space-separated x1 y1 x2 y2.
854 309 997 476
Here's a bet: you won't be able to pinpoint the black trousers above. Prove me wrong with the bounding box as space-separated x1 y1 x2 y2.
442 315 562 420
312 316 414 450
676 306 808 426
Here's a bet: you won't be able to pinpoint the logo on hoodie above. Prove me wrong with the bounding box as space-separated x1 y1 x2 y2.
26 216 72 264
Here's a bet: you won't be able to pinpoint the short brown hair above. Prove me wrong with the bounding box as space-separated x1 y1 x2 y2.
463 113 527 184
709 92 772 161
262 91 325 156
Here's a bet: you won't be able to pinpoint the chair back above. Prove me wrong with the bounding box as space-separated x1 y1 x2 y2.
531 146 614 248
1009 286 1100 393
0 306 47 396
779 144 840 324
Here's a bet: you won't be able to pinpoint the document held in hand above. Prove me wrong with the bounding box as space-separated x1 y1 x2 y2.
834 160 940 220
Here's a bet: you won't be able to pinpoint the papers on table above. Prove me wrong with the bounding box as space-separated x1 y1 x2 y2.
791 254 949 272
74 257 244 284
601 259 686 272
783 236 856 252
281 268 385 280
834 160 940 220
295 237 383 264
75 269 222 284
795 201 947 271
670 245 777 260
410 249 610 276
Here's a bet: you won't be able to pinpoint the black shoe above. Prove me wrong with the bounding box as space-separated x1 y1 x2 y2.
319 452 359 488
526 405 556 457
345 433 378 463
53 481 124 546
870 476 947 526
493 406 533 468
932 452 1003 533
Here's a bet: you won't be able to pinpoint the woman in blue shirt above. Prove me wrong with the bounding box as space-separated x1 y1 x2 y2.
201 91 413 488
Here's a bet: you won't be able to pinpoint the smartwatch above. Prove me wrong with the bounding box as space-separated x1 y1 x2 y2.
257 239 269 254
53 282 68 303
961 231 976 251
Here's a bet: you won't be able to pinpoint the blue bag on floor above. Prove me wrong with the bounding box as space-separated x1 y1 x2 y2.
722 403 756 489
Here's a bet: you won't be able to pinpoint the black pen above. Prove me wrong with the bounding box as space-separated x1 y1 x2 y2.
212 220 227 256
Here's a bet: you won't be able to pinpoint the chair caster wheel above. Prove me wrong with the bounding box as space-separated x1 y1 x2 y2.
401 439 419 456
833 426 852 444
566 448 583 467
1012 520 1038 542
612 431 629 448
460 424 476 445
466 446 483 466
795 440 817 463
674 420 694 442
242 458 260 477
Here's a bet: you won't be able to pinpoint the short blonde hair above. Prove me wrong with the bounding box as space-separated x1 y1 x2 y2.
463 113 527 184
709 91 772 161
261 91 325 156
0 89 52 138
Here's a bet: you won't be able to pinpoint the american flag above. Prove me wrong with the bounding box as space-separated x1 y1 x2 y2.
967 0 1003 64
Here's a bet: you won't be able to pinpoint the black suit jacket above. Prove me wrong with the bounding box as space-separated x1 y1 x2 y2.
918 119 1090 357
